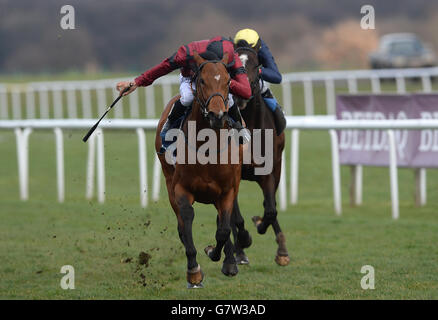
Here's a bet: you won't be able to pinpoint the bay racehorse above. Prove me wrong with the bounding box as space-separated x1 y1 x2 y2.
232 44 290 266
155 51 244 287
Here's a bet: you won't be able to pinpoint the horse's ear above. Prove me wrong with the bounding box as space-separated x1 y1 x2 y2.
221 52 229 65
193 51 205 66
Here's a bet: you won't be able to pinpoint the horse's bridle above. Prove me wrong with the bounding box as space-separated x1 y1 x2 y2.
191 60 231 119
235 46 262 100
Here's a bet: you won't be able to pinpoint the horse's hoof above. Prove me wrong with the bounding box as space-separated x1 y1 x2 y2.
186 265 204 287
187 282 204 289
221 263 238 277
275 254 290 266
235 253 249 265
252 216 262 227
204 245 220 262
237 230 252 249
252 216 267 235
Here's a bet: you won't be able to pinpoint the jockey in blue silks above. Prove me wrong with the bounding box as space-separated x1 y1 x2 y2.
234 28 286 135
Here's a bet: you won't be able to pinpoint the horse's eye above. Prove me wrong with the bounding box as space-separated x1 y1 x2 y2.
200 78 205 85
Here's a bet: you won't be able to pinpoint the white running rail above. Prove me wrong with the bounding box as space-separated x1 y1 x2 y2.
2 117 438 219
1 67 437 120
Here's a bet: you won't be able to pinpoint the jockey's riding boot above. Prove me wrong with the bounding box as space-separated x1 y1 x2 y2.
272 107 286 135
160 99 186 136
159 99 187 154
228 105 251 145
262 88 286 135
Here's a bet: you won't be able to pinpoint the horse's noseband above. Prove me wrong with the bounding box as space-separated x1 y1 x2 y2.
192 60 230 118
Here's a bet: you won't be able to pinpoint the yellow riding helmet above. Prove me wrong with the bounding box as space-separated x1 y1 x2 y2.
234 28 260 48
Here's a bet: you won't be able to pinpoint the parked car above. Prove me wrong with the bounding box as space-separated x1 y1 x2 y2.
369 33 436 69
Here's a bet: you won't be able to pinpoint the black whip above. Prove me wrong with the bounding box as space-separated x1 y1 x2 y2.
82 85 132 142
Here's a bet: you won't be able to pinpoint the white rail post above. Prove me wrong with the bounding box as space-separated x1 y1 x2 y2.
350 165 362 206
387 130 399 220
371 74 381 93
281 81 292 115
396 74 406 93
279 152 287 211
162 82 172 110
136 128 148 208
329 129 342 215
290 129 299 205
418 73 430 205
325 77 335 115
97 85 107 116
152 153 161 202
113 88 123 118
96 128 105 203
26 86 36 119
66 85 78 118
421 74 432 93
54 127 65 202
39 86 50 119
129 89 140 119
0 85 8 119
303 78 314 115
415 168 426 207
411 64 428 206
15 127 32 200
52 86 63 119
347 75 358 94
12 86 22 119
15 128 25 199
85 132 96 200
81 86 92 118
347 75 362 205
146 86 156 118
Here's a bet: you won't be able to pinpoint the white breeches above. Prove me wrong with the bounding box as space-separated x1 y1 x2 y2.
179 74 234 107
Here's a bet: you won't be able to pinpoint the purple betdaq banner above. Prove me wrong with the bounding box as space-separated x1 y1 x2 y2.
336 94 438 168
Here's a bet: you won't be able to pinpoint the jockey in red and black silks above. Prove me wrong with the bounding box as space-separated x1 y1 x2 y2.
116 36 252 151
134 36 251 100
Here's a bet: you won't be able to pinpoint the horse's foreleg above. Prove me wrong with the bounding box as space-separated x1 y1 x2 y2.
271 163 290 266
271 220 290 266
175 186 203 287
253 174 277 235
231 198 252 265
253 174 290 266
205 191 238 276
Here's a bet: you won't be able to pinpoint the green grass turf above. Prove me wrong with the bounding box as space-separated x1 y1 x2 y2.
1 73 438 299
0 128 437 299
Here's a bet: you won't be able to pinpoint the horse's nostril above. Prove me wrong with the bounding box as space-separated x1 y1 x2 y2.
208 111 223 120
208 111 225 129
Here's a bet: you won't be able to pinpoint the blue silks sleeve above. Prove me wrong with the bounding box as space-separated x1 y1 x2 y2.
258 40 282 84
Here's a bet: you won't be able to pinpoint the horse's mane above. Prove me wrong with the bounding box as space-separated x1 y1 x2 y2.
235 40 253 50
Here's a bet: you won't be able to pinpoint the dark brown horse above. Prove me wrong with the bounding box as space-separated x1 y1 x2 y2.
155 52 243 287
232 44 290 266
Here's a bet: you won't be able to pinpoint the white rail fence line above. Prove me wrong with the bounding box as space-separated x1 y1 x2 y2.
2 119 159 208
286 117 438 219
2 117 438 219
1 67 438 121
